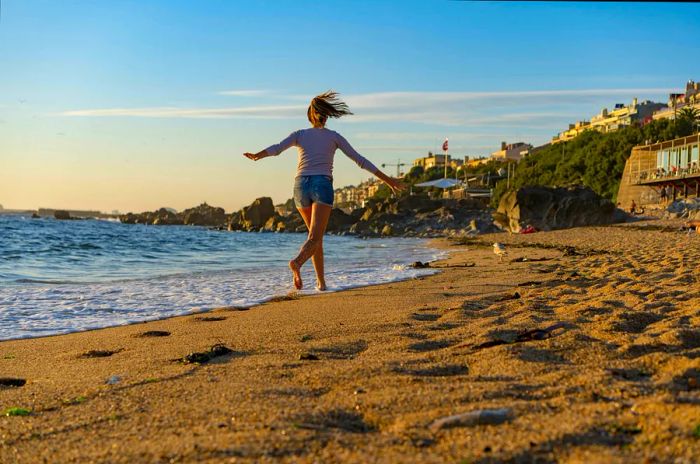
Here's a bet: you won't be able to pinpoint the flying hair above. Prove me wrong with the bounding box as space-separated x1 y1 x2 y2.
307 91 353 126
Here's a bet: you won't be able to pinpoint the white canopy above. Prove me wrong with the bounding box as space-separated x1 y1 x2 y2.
414 178 462 189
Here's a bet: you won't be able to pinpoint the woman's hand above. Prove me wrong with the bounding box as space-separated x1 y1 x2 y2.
243 151 266 161
384 177 407 195
374 169 406 196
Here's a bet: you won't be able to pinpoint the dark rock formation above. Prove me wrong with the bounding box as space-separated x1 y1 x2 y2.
152 208 183 226
493 186 619 233
240 197 275 230
118 194 496 237
182 203 226 227
54 210 71 220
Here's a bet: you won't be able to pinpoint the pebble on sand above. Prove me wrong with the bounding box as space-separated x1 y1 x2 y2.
429 408 514 432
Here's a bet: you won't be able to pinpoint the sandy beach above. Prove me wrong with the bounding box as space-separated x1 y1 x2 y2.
1 221 699 463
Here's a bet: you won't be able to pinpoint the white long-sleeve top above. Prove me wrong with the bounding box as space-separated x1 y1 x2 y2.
262 127 378 178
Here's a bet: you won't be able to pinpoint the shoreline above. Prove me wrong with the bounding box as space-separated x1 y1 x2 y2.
1 228 444 342
0 239 448 344
1 221 698 462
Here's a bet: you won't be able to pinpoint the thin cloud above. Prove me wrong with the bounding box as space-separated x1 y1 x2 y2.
60 105 305 119
218 89 271 97
57 87 677 130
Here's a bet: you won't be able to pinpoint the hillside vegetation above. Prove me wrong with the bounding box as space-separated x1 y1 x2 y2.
491 112 699 207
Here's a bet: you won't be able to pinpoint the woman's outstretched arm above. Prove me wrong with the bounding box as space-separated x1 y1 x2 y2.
373 169 406 195
244 131 298 161
336 132 406 194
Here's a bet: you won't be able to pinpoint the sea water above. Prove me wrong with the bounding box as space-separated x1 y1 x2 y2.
0 214 442 340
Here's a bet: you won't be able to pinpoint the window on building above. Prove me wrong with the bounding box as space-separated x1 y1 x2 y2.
680 147 689 168
691 145 699 164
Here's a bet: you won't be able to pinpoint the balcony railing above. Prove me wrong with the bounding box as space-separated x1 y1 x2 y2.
632 164 700 185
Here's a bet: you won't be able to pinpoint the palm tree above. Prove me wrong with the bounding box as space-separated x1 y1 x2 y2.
678 107 700 133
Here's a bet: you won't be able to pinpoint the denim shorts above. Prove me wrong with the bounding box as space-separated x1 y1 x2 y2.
293 175 334 208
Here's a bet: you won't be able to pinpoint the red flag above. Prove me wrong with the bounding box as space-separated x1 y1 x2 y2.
442 138 448 152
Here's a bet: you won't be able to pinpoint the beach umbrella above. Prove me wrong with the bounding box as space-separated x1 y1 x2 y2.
415 178 462 189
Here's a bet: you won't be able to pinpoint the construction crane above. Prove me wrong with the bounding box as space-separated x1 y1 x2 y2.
381 159 407 178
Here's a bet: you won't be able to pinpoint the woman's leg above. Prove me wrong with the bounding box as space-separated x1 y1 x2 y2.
289 203 332 290
296 206 326 290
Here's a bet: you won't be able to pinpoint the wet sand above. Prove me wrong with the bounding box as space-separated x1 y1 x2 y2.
1 220 699 463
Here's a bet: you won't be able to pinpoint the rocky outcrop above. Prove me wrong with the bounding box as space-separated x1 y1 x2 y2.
118 194 496 237
334 196 495 237
181 203 226 226
494 186 620 233
240 197 275 230
664 198 700 220
54 210 71 220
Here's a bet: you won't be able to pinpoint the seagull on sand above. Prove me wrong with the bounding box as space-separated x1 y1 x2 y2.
493 243 507 262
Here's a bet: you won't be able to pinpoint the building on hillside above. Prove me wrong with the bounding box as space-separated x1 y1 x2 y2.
652 80 700 121
490 141 533 162
553 120 591 143
552 98 665 143
464 156 491 168
617 133 700 209
333 179 382 210
412 152 467 171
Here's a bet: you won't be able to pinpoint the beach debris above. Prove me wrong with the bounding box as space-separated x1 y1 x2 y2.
0 378 26 388
181 344 233 364
411 261 431 269
106 375 122 385
137 330 171 337
4 407 31 417
511 256 550 263
459 322 566 352
429 408 514 432
63 395 88 405
299 334 313 342
517 281 542 287
80 349 122 358
495 292 521 302
193 316 227 322
562 246 583 257
493 243 507 262
432 262 476 268
299 353 320 361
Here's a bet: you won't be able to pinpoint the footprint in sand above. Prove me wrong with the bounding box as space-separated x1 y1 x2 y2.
137 330 171 337
304 340 369 360
392 362 468 377
407 339 454 352
79 349 122 359
411 313 441 322
193 316 227 322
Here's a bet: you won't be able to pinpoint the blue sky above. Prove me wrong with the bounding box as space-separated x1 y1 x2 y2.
1 1 698 212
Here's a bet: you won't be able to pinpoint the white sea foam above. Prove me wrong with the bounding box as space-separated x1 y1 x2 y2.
0 256 442 340
0 215 445 340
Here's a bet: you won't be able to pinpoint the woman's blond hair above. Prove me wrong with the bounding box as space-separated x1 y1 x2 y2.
307 91 353 126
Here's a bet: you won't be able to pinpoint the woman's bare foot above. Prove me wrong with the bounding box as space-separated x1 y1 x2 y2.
289 260 303 290
316 281 327 291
